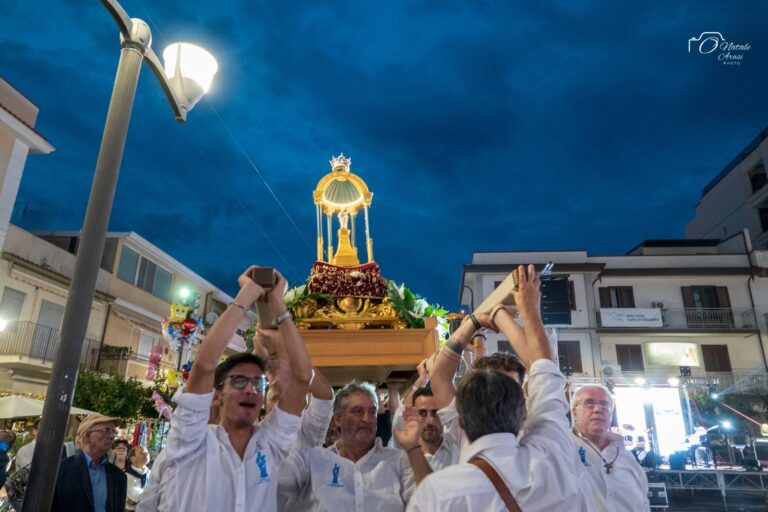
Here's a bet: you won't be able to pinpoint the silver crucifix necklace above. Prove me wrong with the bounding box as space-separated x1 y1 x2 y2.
573 428 621 474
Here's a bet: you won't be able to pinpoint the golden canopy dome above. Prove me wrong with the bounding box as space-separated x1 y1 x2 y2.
313 154 372 214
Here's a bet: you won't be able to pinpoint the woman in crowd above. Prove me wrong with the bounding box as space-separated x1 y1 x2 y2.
110 438 130 471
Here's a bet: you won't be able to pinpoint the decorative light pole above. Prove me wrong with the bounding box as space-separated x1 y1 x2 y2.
24 1 216 509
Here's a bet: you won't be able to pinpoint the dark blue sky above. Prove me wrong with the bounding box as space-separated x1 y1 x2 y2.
2 1 767 308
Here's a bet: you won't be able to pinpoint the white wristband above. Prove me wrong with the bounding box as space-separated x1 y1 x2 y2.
276 309 293 325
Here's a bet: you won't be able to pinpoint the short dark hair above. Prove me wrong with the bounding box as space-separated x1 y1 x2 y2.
455 370 526 442
412 386 434 406
475 353 527 382
112 439 130 450
214 352 267 389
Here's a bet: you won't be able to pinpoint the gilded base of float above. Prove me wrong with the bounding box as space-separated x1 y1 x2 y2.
293 296 406 330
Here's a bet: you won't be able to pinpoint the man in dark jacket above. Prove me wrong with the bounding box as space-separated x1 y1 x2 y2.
51 414 127 512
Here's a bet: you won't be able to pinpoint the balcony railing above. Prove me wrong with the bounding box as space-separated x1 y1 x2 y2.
596 308 757 330
572 369 768 394
97 348 175 378
0 320 101 370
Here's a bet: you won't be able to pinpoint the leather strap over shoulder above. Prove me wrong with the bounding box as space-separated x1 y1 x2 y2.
469 456 523 512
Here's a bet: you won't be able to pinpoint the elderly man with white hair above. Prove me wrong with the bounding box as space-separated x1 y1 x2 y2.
570 384 650 512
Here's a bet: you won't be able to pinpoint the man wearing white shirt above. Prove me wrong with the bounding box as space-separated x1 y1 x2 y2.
278 381 417 511
433 352 527 461
390 387 459 472
571 384 650 512
258 328 335 451
409 264 592 512
159 265 313 512
125 446 150 511
14 419 39 470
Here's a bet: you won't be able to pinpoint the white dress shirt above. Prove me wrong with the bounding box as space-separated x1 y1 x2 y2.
436 398 470 459
390 406 460 471
278 396 334 511
14 440 34 470
159 388 300 512
572 431 650 512
297 396 334 448
407 359 594 512
279 437 415 512
135 449 167 512
125 465 151 511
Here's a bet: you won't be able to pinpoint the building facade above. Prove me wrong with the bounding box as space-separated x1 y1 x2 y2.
0 224 247 395
686 126 768 249
459 232 768 394
0 77 54 250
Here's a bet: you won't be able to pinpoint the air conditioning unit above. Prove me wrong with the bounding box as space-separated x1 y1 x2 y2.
601 365 622 378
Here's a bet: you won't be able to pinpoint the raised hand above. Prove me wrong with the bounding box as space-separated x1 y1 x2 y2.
236 265 266 307
393 406 422 451
510 264 541 319
266 269 288 308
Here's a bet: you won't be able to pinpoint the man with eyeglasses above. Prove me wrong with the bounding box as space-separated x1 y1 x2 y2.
571 385 650 511
158 265 313 512
51 414 127 512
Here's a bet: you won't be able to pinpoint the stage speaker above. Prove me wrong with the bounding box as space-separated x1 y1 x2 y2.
742 458 762 471
668 451 687 470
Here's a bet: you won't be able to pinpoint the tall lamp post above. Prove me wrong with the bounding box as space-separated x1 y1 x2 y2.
24 1 217 509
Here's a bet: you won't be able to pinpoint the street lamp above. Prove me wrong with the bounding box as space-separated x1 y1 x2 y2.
25 1 216 509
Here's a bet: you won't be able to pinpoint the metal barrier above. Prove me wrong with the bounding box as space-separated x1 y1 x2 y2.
97 349 174 378
651 469 768 508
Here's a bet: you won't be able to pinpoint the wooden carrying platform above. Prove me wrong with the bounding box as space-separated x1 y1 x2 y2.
302 325 438 386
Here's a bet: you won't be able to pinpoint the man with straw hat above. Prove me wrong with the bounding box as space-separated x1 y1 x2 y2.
51 414 127 512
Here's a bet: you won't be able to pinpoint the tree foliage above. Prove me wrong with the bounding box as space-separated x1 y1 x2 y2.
73 367 172 421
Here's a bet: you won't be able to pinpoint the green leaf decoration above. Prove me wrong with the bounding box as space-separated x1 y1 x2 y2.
386 280 448 332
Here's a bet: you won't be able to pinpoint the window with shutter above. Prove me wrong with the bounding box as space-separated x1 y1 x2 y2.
0 288 26 321
616 344 644 372
701 345 732 372
557 340 583 373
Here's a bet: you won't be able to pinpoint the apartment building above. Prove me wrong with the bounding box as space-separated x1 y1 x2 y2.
0 77 54 250
459 231 768 393
0 224 247 395
686 126 768 249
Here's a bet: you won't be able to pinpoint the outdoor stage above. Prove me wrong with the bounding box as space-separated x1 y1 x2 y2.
648 465 768 510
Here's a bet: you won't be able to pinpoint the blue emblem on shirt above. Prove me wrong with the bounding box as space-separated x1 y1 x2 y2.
256 452 269 481
579 446 591 467
329 463 343 487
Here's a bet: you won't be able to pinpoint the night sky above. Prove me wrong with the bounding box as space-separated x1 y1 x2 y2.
2 1 767 309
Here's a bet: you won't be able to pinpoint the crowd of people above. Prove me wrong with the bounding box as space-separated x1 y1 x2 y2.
5 264 651 511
